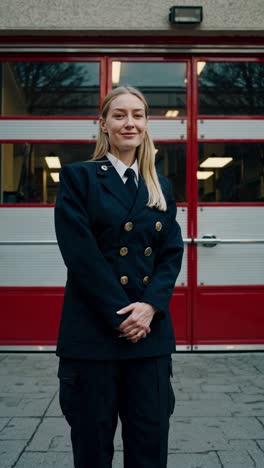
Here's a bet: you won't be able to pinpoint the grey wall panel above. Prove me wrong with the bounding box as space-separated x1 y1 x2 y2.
198 206 264 239
198 119 264 140
0 245 66 286
0 120 98 141
0 243 187 287
0 206 188 286
0 208 64 285
175 207 187 286
0 208 56 241
176 208 187 239
1 206 188 240
198 243 264 285
0 119 186 141
176 248 187 286
198 207 264 285
149 120 186 140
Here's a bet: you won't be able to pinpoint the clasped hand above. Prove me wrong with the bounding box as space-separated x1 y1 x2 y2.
116 302 157 343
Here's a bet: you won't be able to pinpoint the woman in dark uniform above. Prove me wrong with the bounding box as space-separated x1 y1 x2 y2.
55 86 184 468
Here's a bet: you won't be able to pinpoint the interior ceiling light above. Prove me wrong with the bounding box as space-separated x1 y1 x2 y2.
50 172 60 183
197 171 214 180
165 110 179 117
197 61 206 75
112 61 121 84
200 157 233 168
45 156 61 169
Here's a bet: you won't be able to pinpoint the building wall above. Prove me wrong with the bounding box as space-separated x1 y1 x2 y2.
0 0 263 35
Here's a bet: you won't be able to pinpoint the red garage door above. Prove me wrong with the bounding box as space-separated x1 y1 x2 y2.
0 53 263 350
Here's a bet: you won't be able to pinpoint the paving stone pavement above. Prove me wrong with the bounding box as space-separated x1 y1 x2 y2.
0 352 264 467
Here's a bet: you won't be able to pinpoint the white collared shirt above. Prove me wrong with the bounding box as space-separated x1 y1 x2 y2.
106 152 139 187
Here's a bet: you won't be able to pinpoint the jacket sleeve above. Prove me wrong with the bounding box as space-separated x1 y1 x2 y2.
141 179 184 318
54 164 130 330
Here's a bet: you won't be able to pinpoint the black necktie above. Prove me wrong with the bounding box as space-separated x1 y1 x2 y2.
125 168 137 202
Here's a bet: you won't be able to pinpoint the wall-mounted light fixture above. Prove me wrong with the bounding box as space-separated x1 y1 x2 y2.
169 6 203 24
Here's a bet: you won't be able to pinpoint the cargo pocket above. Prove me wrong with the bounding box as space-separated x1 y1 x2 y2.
58 359 80 426
168 358 175 417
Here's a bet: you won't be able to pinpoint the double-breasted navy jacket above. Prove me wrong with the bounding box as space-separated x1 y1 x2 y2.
54 156 184 360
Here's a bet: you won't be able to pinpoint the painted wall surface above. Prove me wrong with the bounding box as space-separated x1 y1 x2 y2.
0 0 263 35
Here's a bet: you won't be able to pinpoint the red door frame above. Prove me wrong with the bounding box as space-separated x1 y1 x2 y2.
191 56 264 348
0 53 192 348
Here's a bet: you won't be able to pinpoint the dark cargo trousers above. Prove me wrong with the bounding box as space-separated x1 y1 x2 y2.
58 355 175 468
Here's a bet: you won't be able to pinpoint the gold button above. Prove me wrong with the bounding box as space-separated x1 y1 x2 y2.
101 165 108 171
120 247 128 256
124 222 134 232
155 221 162 232
143 276 150 285
144 247 152 256
120 276 128 285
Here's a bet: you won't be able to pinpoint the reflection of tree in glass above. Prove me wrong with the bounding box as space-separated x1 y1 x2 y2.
217 143 264 202
11 62 96 115
199 63 264 114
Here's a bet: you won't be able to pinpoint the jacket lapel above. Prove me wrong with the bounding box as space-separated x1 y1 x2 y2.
96 156 149 217
96 156 132 209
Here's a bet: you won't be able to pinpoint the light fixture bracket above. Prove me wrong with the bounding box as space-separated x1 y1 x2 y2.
169 6 203 24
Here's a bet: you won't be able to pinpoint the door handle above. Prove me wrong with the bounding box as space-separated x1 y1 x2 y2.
200 234 217 247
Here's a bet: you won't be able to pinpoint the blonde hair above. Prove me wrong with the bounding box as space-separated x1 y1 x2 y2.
92 86 167 211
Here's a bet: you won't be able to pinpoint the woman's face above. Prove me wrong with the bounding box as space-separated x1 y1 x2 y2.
100 93 147 155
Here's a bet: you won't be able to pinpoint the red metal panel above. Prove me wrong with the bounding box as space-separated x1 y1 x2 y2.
0 287 63 345
193 286 264 345
170 288 190 346
1 35 264 47
189 57 200 348
0 286 188 347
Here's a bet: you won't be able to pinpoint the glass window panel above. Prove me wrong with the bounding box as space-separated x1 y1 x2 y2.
155 143 186 202
1 62 99 116
198 142 264 202
198 62 264 115
1 143 95 204
1 142 186 204
112 62 187 116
